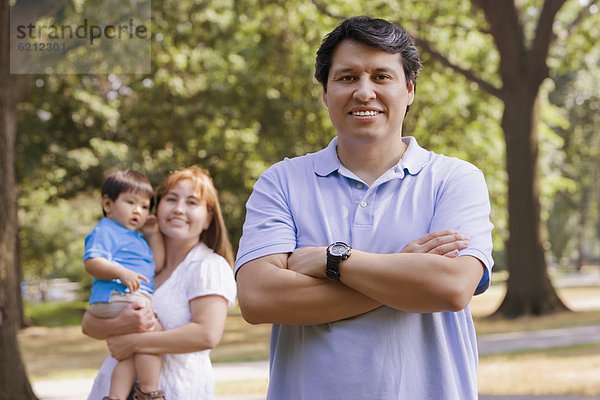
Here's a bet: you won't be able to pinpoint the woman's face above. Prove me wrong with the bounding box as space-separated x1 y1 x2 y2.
157 179 212 243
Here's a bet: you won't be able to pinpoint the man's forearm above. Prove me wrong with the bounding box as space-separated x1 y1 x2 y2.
236 254 381 326
339 251 485 313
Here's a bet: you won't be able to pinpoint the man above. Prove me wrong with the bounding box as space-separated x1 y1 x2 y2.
235 16 493 400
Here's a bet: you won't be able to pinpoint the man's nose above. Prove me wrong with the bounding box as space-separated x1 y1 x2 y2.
353 78 376 102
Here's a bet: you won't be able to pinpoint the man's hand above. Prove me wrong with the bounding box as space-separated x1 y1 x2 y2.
287 230 468 280
401 230 469 257
287 246 327 279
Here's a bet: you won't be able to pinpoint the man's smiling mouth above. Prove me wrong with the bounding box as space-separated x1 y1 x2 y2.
350 110 380 116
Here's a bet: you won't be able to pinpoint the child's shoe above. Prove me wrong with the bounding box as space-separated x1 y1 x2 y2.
132 383 165 400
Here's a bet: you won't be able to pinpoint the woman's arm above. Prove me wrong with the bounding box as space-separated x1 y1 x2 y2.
106 295 229 360
141 215 165 272
81 303 157 339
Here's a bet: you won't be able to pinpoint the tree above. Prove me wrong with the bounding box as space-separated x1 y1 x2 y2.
313 0 599 317
547 54 600 269
1 0 66 397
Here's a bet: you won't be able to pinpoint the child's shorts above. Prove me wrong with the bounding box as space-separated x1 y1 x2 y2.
88 290 152 319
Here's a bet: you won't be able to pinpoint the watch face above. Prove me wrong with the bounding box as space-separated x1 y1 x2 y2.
330 243 347 256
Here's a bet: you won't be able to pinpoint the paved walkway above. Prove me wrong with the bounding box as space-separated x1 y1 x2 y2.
32 323 600 400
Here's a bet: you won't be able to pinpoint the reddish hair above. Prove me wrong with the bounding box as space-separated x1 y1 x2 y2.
156 166 233 267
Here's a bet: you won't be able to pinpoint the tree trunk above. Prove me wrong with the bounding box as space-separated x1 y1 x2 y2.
0 0 37 398
494 87 569 317
575 185 590 271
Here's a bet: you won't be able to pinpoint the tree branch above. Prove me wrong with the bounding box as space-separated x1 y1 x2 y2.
472 0 527 89
310 0 502 99
413 36 502 99
310 0 345 21
528 0 567 85
565 0 599 38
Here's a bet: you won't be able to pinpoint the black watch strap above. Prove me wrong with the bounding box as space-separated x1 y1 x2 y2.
326 252 342 280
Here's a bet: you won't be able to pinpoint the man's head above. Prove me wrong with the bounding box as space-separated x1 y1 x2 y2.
315 16 422 113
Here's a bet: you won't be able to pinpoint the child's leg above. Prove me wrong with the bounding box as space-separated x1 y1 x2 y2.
109 356 136 399
135 353 162 393
135 321 163 393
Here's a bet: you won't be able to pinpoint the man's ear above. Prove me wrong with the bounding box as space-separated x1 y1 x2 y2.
322 88 328 107
102 195 112 215
407 81 415 106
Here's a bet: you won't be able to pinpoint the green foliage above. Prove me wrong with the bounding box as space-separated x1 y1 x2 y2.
18 194 98 284
14 0 600 281
25 301 88 327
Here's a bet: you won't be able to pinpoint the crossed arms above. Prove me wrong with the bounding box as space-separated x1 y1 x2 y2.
237 230 486 326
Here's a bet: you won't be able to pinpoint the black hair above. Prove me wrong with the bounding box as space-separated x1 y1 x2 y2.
101 170 154 216
315 16 422 112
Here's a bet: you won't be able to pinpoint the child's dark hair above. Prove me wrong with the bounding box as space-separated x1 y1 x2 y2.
101 170 154 216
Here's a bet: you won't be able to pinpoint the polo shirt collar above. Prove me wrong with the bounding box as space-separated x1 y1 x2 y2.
313 136 429 178
313 137 341 177
397 136 429 176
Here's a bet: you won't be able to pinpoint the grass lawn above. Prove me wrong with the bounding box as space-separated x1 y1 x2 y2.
19 282 600 396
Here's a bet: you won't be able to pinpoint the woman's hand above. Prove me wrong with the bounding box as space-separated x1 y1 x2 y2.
402 230 469 257
107 333 138 361
140 215 160 237
82 303 156 339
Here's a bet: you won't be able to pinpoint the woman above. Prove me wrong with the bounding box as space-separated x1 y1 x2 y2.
83 166 237 400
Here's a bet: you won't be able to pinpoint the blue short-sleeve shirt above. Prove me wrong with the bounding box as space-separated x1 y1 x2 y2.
84 218 156 304
235 136 494 400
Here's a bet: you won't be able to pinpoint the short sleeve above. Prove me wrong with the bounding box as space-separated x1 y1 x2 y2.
235 163 297 274
84 224 114 262
429 162 494 295
184 253 237 309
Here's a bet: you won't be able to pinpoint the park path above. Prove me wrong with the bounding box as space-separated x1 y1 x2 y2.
33 323 600 400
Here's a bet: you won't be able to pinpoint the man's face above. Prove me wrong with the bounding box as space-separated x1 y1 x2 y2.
323 40 414 146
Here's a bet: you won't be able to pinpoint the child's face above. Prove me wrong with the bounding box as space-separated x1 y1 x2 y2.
102 191 151 231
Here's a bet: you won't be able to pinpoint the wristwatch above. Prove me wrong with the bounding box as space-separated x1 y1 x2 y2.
326 242 351 280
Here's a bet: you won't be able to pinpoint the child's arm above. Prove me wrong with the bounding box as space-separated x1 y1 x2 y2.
84 257 149 293
141 215 165 272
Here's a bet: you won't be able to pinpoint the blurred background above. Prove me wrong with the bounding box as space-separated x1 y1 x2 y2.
2 0 600 398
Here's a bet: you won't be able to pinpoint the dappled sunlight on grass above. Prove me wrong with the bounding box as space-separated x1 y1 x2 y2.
479 344 600 396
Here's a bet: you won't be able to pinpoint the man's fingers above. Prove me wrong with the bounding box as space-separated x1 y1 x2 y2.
414 229 459 245
423 233 469 251
429 240 470 255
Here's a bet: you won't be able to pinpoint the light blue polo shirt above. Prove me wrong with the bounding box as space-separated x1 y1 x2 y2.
84 217 155 304
236 136 494 400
